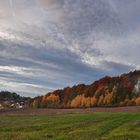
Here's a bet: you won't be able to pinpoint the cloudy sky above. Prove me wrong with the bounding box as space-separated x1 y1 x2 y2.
0 0 140 97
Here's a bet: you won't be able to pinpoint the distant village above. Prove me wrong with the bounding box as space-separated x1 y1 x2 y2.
0 100 27 109
0 91 30 109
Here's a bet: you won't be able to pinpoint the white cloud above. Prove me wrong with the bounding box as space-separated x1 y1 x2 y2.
0 0 140 96
0 65 34 76
0 78 47 97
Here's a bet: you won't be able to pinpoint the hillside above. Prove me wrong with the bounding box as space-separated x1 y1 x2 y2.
30 70 140 108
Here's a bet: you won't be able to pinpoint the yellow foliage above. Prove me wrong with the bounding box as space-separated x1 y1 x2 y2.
90 96 97 107
98 95 104 106
70 95 97 108
103 94 113 105
42 95 46 101
70 95 83 108
32 100 38 108
135 97 140 105
45 94 60 103
85 97 91 107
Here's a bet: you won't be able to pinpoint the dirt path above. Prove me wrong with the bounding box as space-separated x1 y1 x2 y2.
0 106 140 116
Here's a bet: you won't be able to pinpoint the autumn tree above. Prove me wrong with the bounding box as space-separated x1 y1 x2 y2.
70 95 83 108
32 100 38 108
110 86 118 105
71 95 97 108
85 97 91 107
32 98 41 108
41 94 60 108
46 94 60 103
90 96 97 107
135 97 140 105
97 95 104 106
95 86 104 100
102 87 113 106
103 93 113 106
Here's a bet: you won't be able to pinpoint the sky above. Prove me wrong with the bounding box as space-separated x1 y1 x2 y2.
0 0 140 97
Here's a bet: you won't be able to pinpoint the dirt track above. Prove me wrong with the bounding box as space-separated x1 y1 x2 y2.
0 106 140 116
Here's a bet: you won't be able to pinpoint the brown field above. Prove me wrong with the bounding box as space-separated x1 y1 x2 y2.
0 106 140 115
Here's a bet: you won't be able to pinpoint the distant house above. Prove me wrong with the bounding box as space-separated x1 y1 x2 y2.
15 102 23 109
134 80 140 94
18 105 23 109
0 103 3 109
11 103 15 108
11 102 23 109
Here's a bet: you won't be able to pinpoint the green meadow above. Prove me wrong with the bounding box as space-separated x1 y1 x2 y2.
0 112 140 140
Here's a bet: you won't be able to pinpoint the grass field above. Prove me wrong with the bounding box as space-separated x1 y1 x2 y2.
0 111 140 140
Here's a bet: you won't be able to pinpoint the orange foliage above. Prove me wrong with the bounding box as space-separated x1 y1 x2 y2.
70 95 97 108
103 93 113 105
97 95 104 106
135 97 140 105
90 96 97 107
85 97 91 107
70 95 83 108
30 70 140 108
44 94 60 103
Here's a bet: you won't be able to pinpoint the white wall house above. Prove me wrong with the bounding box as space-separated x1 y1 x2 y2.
134 80 140 94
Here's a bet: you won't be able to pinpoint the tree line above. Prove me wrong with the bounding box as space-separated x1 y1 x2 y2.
29 70 140 108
